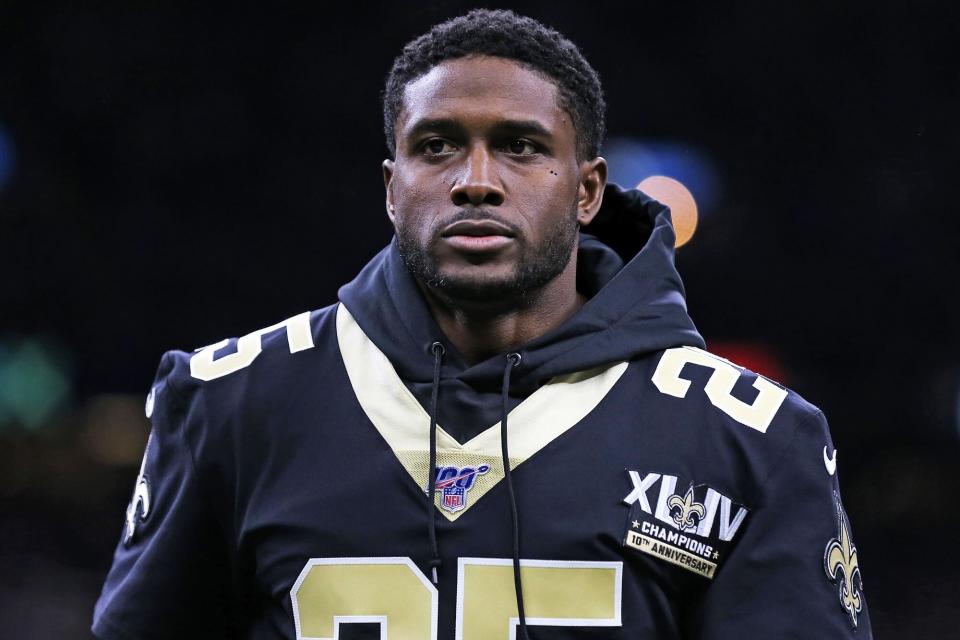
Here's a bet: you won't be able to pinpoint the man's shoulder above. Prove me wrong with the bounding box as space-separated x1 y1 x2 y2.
637 345 822 422
626 346 832 494
153 303 342 403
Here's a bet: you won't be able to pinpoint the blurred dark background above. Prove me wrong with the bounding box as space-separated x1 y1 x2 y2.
1 1 957 637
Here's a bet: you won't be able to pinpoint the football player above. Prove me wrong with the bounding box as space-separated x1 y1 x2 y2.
93 9 872 639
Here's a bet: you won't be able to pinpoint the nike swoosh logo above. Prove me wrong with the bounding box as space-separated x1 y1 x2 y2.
823 446 837 476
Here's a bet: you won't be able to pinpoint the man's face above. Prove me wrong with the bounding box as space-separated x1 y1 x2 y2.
383 55 604 302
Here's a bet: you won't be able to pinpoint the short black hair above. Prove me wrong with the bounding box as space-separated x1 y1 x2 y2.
382 9 606 161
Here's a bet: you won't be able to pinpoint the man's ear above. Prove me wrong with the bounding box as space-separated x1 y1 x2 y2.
382 159 396 224
576 156 607 226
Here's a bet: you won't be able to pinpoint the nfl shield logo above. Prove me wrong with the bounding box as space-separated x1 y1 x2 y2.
433 464 490 514
442 487 466 512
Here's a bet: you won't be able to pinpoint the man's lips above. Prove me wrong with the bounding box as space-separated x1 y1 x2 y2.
440 219 516 252
440 219 516 238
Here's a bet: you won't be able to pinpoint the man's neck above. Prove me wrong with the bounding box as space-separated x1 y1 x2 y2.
419 260 585 365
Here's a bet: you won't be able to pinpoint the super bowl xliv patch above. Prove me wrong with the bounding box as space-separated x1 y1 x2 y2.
621 470 749 579
434 465 490 513
824 493 864 630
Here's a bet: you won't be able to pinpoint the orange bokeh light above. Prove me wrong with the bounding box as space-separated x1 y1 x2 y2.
637 176 698 248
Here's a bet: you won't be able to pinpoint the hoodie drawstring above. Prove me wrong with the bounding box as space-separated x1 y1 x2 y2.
501 352 529 640
425 346 529 639
427 341 445 584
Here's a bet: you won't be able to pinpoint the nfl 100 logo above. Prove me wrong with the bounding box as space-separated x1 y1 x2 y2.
434 465 490 513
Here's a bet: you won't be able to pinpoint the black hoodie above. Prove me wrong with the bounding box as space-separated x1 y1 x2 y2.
93 183 873 639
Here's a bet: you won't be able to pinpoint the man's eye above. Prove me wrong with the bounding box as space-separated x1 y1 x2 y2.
505 139 537 155
422 139 455 155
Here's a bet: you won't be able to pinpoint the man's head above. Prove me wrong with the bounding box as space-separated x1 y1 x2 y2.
382 9 606 163
382 10 608 305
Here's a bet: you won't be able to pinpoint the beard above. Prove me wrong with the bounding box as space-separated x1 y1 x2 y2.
395 202 580 302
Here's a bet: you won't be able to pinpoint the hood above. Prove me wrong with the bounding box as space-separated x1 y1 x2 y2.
338 182 705 441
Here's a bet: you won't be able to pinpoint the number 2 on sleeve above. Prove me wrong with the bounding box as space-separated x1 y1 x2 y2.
652 347 788 433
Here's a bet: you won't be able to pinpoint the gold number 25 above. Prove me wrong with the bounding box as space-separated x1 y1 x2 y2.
291 556 622 639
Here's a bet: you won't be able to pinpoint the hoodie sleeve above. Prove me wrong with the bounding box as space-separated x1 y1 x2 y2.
686 409 873 639
92 351 234 640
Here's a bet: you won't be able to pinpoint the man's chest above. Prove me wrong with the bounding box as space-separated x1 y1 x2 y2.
228 371 718 639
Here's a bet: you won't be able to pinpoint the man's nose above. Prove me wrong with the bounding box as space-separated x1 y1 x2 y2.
450 146 505 207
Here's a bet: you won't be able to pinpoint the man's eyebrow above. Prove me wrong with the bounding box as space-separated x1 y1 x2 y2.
403 117 554 139
494 119 553 138
404 118 463 138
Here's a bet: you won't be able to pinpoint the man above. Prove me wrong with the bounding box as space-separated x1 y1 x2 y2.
93 9 872 639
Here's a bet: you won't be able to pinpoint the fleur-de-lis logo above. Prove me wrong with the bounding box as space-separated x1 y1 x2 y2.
667 486 706 532
823 502 864 629
123 433 153 547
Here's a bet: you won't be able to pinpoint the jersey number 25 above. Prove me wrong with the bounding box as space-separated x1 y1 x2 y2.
291 556 622 639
